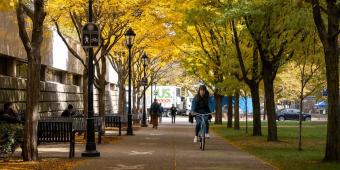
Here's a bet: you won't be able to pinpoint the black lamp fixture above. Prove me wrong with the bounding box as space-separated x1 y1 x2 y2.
125 28 136 48
142 53 149 64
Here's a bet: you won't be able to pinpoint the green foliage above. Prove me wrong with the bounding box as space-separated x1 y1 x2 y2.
0 123 24 155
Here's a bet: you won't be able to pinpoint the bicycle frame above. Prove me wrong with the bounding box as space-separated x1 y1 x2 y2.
198 115 206 137
195 113 209 151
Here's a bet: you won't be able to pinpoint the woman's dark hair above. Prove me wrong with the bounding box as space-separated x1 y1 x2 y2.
195 85 209 105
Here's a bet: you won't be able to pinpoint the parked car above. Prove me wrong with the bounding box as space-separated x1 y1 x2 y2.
276 109 311 121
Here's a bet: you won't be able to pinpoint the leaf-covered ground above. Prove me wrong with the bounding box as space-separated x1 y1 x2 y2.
0 129 123 170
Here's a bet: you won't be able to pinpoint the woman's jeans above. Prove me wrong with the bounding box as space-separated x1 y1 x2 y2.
195 115 209 136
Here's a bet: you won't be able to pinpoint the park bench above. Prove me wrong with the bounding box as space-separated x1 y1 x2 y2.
37 120 75 158
104 115 122 136
132 114 141 124
73 116 103 144
40 116 103 144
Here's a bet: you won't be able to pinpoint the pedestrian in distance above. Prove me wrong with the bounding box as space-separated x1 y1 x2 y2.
170 104 177 124
150 99 161 129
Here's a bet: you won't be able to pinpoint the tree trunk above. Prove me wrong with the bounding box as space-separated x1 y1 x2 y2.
16 0 46 161
98 86 106 116
234 90 240 130
98 55 107 117
23 57 40 161
299 96 303 151
132 89 137 114
323 47 340 161
227 95 233 128
83 71 88 117
250 83 262 136
263 96 266 121
136 95 141 115
214 93 222 124
263 66 278 141
311 0 340 161
118 81 126 115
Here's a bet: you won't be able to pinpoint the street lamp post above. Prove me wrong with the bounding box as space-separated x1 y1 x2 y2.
125 28 136 136
82 0 100 157
141 53 149 127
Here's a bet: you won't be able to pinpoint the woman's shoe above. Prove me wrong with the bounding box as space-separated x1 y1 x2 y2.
206 133 210 138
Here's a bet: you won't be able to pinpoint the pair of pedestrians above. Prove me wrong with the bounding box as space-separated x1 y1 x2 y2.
149 99 162 129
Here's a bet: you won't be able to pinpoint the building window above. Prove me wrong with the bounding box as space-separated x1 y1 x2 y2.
16 62 27 78
0 57 8 75
46 69 62 83
110 84 116 91
73 75 81 86
67 73 73 85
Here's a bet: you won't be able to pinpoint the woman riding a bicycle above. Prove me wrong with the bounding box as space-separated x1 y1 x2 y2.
191 85 212 143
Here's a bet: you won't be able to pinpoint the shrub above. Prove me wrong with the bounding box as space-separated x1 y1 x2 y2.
0 123 23 158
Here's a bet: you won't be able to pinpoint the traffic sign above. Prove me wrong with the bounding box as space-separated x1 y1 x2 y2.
322 89 328 97
141 77 148 86
82 22 100 47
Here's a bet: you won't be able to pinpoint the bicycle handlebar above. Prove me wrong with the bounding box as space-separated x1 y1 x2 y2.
192 113 211 117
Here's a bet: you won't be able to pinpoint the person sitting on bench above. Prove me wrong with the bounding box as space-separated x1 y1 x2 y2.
61 104 75 117
0 102 21 124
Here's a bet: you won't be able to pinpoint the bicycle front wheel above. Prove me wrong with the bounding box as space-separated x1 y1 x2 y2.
201 132 205 151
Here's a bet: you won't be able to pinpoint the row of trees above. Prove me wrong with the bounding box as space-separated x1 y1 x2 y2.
9 0 176 161
172 0 338 162
4 0 339 162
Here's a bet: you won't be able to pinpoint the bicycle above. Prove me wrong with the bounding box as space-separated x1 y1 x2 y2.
194 113 210 151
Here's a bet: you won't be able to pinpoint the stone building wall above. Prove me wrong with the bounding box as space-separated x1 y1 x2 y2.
0 11 119 116
0 75 118 117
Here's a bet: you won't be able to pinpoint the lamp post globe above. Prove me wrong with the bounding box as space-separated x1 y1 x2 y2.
142 53 149 63
125 28 136 48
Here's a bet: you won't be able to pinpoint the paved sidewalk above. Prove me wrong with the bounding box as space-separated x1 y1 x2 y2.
74 118 275 170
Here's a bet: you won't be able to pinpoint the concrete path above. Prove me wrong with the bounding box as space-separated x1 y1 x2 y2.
74 117 275 170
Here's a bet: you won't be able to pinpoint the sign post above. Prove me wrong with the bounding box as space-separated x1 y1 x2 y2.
322 89 328 97
141 77 148 86
81 0 100 157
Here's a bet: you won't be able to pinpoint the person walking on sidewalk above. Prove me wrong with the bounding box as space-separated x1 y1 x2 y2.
170 104 177 124
150 99 161 129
